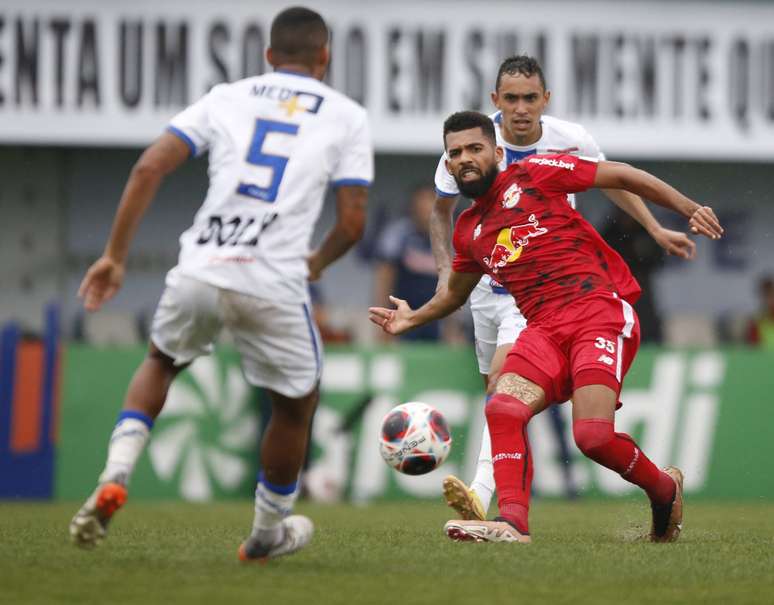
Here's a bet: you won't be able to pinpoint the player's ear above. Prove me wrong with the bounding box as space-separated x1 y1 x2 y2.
308 45 330 81
495 145 504 164
266 47 275 68
543 89 551 106
490 90 499 109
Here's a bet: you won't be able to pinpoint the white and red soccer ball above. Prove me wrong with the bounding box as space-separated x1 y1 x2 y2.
379 402 452 475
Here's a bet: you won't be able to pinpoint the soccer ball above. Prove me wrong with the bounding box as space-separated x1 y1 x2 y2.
379 402 452 475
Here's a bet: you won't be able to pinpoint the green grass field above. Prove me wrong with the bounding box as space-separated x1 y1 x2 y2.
1 500 772 605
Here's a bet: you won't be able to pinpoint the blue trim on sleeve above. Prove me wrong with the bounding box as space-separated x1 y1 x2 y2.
258 471 298 495
435 187 458 198
166 126 197 157
332 178 371 189
117 410 154 430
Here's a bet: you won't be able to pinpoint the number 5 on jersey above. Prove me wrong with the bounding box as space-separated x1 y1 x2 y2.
237 119 299 202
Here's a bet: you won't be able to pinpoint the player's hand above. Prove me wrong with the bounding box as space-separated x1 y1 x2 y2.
78 256 125 312
651 226 696 260
689 206 723 240
368 296 415 335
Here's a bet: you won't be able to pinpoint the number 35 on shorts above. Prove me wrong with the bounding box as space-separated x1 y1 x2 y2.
593 337 617 366
594 337 616 354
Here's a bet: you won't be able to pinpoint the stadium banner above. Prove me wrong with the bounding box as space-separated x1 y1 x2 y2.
55 344 774 502
0 0 772 159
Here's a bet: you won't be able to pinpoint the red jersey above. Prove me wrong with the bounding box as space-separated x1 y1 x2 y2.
452 154 641 322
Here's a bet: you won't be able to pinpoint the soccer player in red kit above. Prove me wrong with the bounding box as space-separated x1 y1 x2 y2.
369 111 723 544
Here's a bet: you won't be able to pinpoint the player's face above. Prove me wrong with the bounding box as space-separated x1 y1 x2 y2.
491 73 550 144
444 128 503 198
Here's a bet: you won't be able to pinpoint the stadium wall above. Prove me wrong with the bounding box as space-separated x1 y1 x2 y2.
1 146 771 338
52 344 774 503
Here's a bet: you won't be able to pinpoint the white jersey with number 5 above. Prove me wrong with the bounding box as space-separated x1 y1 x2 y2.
167 69 373 303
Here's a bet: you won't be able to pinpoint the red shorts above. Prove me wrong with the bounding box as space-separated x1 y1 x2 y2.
503 291 640 405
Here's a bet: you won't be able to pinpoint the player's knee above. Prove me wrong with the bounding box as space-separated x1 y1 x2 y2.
147 346 183 375
485 393 532 425
271 390 318 426
493 373 544 407
573 419 614 459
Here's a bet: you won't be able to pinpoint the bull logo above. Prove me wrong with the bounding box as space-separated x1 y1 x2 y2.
502 183 523 209
484 214 547 273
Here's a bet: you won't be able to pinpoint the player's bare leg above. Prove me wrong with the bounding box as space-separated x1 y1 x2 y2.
445 372 546 543
570 384 683 542
70 344 185 547
239 388 318 563
443 343 509 521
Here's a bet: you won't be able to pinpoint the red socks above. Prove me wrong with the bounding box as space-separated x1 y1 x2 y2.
485 393 533 533
573 418 675 505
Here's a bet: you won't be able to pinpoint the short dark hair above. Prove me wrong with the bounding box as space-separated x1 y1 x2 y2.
443 111 496 148
270 7 329 65
495 55 547 91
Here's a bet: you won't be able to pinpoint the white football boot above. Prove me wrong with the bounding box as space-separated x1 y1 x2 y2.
238 515 314 563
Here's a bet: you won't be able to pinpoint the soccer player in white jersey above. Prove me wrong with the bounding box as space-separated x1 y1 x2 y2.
69 7 373 562
430 55 697 523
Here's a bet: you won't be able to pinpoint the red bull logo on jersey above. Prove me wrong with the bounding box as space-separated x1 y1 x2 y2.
484 214 547 273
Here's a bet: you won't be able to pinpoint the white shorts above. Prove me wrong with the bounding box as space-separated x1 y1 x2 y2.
470 286 527 375
151 269 322 398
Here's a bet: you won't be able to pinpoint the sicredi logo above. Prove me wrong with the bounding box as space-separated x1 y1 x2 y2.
528 157 576 171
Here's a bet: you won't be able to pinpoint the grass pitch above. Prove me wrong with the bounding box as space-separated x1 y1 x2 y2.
0 499 772 605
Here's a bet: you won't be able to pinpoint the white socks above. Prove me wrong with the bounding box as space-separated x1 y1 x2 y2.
470 422 496 513
251 474 299 545
98 412 153 485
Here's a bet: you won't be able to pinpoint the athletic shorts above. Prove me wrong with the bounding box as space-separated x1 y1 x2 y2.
502 291 640 406
470 286 527 375
151 268 322 398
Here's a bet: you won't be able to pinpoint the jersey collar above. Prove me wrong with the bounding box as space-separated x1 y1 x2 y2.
275 68 316 79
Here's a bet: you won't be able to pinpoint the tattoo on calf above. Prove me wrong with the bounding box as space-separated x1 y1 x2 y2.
495 373 544 406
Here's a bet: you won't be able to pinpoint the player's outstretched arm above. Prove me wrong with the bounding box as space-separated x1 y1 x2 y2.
594 161 723 240
429 194 460 290
369 270 481 335
308 185 368 281
78 132 190 311
601 188 696 259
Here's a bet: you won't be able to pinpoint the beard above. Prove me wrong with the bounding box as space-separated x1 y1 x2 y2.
454 164 499 198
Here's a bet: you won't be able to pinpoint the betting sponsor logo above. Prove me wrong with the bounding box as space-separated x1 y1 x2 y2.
483 214 547 273
528 157 576 171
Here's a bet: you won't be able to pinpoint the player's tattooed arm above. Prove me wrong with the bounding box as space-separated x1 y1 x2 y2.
429 194 460 291
369 269 481 335
601 188 696 260
594 161 724 240
495 373 547 411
